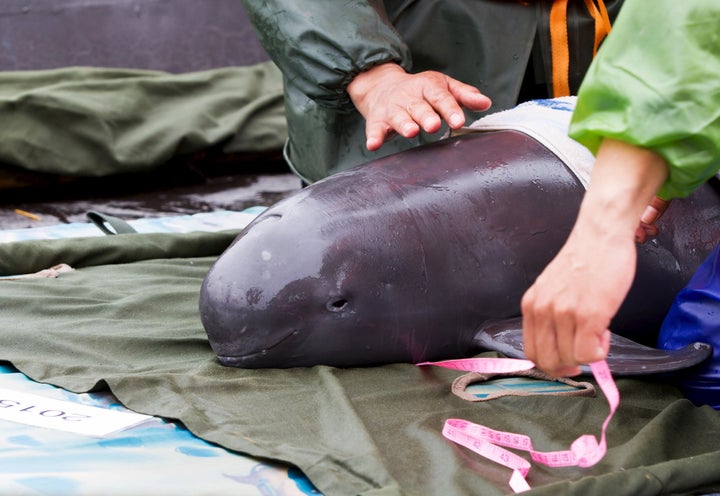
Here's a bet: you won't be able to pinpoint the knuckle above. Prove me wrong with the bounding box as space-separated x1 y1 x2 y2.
520 291 538 314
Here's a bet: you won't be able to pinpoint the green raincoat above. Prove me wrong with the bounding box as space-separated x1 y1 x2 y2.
570 0 720 199
241 0 624 183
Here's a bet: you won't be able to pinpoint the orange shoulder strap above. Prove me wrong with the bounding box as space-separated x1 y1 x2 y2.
549 0 612 97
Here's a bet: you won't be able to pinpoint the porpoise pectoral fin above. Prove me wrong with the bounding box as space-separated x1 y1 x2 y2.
473 317 713 376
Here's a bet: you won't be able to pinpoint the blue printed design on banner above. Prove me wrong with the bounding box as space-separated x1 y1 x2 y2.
531 99 575 112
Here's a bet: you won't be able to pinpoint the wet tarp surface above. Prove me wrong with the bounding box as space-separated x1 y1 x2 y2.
0 232 718 496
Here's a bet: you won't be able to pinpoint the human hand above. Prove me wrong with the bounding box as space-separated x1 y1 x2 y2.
634 196 671 243
521 138 669 377
521 220 636 377
347 63 492 151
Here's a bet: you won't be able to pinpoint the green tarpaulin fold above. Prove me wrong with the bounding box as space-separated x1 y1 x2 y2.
0 61 287 176
0 233 718 495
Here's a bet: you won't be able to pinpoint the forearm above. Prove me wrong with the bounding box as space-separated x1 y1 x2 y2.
521 138 669 377
577 138 669 240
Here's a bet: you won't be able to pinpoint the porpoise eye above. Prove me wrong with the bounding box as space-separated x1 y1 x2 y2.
326 298 349 312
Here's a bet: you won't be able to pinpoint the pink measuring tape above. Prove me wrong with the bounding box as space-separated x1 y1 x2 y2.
417 358 619 493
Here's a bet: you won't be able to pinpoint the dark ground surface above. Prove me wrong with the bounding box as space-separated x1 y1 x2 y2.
0 151 302 231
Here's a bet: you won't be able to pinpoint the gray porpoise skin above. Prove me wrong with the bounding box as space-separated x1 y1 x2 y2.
199 131 720 368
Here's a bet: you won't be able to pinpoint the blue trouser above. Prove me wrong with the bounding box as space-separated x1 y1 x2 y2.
659 243 720 409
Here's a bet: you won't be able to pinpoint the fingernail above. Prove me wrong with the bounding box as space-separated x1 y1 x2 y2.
423 117 437 130
595 344 609 361
402 123 417 136
450 113 464 128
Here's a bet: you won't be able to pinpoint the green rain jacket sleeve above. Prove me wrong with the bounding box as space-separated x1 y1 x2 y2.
568 0 720 199
240 0 411 109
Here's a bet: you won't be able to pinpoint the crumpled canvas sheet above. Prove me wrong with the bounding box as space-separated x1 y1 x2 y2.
0 61 286 176
0 232 719 496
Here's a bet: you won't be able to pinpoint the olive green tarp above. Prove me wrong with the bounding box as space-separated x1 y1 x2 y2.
0 232 718 496
0 61 286 176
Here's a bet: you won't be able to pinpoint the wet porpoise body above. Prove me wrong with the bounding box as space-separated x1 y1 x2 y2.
199 131 720 369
